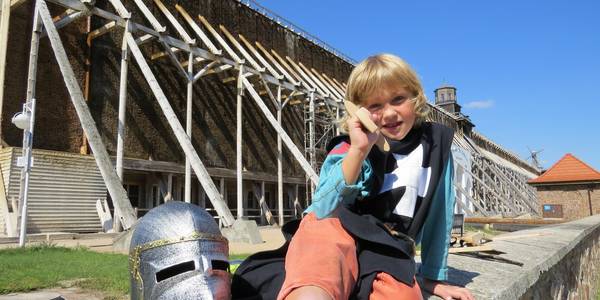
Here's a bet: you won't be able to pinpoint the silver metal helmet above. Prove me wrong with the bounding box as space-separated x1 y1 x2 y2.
129 201 230 300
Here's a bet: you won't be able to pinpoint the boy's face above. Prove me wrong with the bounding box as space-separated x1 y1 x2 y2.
363 85 417 141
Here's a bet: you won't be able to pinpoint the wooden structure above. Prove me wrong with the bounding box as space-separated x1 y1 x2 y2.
0 0 542 236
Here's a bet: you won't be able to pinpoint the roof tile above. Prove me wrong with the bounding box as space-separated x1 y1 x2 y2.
528 153 600 184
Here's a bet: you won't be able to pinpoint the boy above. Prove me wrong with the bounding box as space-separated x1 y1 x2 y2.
278 54 474 300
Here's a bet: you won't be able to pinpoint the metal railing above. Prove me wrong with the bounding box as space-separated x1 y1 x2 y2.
237 0 357 65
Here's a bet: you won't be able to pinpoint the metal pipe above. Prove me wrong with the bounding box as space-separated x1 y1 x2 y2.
17 3 42 246
18 98 36 247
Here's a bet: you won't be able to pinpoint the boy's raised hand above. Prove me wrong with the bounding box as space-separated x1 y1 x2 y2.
344 101 389 152
341 113 379 186
346 113 380 155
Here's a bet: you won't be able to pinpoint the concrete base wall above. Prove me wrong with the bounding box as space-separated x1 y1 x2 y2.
425 214 600 299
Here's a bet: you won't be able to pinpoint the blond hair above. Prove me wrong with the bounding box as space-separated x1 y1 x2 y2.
340 54 429 132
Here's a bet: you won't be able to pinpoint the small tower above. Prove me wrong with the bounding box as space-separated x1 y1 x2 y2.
434 85 461 115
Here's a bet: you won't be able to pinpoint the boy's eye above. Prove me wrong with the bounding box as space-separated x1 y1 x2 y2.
367 104 382 111
391 96 406 105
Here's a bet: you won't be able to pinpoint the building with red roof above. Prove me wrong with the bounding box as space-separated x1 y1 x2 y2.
528 154 600 220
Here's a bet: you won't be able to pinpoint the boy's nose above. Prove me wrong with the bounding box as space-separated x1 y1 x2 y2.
381 104 397 120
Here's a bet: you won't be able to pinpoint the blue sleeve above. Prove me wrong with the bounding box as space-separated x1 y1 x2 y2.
304 146 373 219
416 154 455 281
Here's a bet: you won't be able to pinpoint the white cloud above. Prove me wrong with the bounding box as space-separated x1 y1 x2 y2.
465 100 494 109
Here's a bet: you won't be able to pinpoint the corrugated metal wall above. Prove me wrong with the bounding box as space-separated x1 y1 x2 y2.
0 148 14 235
0 148 106 233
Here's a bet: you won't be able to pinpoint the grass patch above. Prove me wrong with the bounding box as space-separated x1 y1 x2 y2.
0 243 128 298
0 244 253 296
229 253 250 274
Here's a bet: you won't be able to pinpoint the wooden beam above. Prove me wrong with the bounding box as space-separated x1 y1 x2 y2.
175 4 221 55
236 66 243 218
242 77 319 184
131 0 165 32
286 57 326 96
321 72 346 97
10 0 28 9
38 0 137 229
219 24 264 72
0 0 11 134
255 41 299 86
197 15 243 63
157 38 189 79
126 32 235 226
253 182 276 225
48 0 301 93
312 69 344 99
270 49 306 88
88 20 116 40
298 62 330 98
120 158 307 184
153 0 195 44
106 0 131 19
238 34 282 80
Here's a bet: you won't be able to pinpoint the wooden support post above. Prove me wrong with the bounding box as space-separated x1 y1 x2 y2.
308 92 316 191
37 0 136 229
125 33 235 226
115 20 129 181
198 184 205 208
236 65 244 219
293 184 302 218
165 173 173 201
277 85 284 225
184 51 193 203
241 77 319 184
0 0 12 126
220 177 226 204
254 181 276 225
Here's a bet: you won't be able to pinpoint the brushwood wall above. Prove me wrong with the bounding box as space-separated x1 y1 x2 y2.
1 0 354 177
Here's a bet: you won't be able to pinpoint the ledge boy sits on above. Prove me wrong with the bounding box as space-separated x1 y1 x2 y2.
279 54 475 300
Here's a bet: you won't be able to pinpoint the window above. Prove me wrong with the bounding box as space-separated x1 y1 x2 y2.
542 204 563 218
124 184 140 208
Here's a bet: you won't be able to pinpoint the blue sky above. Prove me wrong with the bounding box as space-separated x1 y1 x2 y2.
255 0 600 171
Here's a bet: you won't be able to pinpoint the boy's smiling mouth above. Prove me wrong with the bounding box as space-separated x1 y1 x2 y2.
382 121 403 129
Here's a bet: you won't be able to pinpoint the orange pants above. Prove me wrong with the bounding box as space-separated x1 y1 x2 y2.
278 213 423 300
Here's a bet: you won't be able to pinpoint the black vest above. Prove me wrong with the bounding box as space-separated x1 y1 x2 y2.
232 122 454 300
